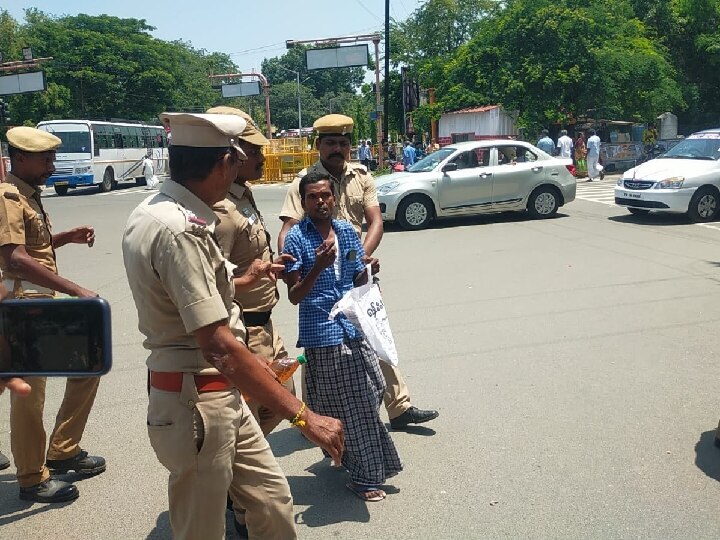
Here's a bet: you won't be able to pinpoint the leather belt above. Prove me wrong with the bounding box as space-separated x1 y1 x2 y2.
243 310 271 327
3 279 55 296
149 371 233 393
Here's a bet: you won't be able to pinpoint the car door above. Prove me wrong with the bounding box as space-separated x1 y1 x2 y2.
491 145 545 210
437 148 493 213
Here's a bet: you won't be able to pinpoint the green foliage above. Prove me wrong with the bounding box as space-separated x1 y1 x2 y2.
435 0 684 132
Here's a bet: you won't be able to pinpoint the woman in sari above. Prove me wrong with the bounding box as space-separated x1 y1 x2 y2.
575 133 587 178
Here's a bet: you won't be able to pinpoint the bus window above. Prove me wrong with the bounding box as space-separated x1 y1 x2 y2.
92 129 100 157
113 126 124 148
131 127 142 148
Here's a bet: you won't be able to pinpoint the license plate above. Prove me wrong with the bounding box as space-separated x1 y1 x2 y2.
622 192 642 199
54 181 68 186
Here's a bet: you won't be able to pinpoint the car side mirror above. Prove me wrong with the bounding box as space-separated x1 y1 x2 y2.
442 163 458 172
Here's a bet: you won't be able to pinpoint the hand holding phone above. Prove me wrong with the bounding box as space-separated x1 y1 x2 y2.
0 297 112 377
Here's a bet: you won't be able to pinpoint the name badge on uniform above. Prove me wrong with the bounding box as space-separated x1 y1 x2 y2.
242 207 257 225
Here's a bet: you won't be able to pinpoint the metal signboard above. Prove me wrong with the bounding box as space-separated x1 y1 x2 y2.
221 81 261 98
305 44 369 70
0 71 46 95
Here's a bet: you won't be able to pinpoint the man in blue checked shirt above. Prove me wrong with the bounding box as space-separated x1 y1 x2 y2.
282 170 402 503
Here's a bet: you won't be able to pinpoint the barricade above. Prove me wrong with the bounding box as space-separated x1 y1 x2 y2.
260 137 319 184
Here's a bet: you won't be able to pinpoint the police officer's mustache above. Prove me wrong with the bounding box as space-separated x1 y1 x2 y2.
329 153 344 160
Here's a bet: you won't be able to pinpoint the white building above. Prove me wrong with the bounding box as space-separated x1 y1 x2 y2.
438 105 518 146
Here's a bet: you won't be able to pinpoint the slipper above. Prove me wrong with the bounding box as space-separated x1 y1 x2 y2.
346 481 386 502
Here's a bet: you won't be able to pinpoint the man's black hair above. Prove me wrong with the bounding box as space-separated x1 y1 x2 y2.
7 145 23 160
541 129 549 136
169 145 237 185
299 170 336 199
588 129 596 136
317 133 351 142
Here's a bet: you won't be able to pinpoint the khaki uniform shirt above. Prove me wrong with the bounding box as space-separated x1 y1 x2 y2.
0 173 58 281
214 183 277 313
279 160 379 236
122 180 245 374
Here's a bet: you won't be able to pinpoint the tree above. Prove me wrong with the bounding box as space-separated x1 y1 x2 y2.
436 0 684 132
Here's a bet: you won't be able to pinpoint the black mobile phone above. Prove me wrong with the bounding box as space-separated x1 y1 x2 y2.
0 297 112 377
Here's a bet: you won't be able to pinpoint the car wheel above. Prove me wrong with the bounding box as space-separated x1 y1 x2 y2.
527 185 560 219
54 185 69 196
688 186 719 223
397 195 433 230
628 208 650 216
99 168 114 193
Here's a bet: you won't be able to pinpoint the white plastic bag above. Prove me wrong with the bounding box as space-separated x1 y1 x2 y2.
328 265 399 366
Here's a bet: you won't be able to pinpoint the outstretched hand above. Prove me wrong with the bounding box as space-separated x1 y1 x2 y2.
66 226 95 247
0 378 31 396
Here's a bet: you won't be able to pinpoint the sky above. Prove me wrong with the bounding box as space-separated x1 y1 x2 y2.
3 1 421 72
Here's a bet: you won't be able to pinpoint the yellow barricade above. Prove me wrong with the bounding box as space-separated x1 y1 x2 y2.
258 137 318 184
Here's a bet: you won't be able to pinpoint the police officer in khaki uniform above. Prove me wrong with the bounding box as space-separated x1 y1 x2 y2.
0 126 105 503
208 106 295 438
122 112 344 540
278 114 439 430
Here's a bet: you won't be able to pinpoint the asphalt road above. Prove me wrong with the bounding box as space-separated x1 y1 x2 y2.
2 177 720 539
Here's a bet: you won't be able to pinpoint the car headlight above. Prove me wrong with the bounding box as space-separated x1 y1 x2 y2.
376 181 399 194
617 178 626 186
74 165 92 174
654 176 684 189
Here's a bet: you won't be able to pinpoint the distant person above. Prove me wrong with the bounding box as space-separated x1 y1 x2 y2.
0 126 103 504
402 140 417 167
358 139 372 169
283 171 402 502
536 129 555 155
575 133 587 177
143 151 159 190
556 130 574 158
586 129 602 181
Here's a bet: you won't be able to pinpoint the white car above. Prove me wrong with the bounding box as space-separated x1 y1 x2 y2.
376 140 577 230
614 128 720 222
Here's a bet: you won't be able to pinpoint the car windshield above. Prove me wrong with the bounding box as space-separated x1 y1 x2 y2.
407 148 455 172
660 137 720 161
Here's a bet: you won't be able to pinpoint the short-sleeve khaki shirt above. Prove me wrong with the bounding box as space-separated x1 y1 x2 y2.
0 173 57 280
279 160 379 237
214 182 277 313
122 180 245 374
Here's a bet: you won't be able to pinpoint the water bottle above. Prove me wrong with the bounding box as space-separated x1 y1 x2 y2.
270 353 306 384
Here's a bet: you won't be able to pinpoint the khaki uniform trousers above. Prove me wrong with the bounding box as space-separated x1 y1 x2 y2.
147 374 295 540
246 318 296 436
300 352 411 419
10 375 100 488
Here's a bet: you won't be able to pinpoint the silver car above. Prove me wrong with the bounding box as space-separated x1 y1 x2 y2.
377 140 577 230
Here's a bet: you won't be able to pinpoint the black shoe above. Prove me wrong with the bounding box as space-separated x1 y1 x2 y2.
390 406 439 429
234 517 249 539
46 450 106 476
0 451 10 471
19 477 79 503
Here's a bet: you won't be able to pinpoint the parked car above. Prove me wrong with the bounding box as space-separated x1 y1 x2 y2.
376 140 577 230
614 128 720 222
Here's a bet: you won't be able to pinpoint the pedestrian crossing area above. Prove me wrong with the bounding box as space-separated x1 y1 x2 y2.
574 178 617 207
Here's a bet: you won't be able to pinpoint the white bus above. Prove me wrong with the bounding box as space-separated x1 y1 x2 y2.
36 119 169 196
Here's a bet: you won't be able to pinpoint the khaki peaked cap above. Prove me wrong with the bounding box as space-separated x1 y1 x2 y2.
159 112 248 159
7 126 61 152
205 106 269 146
313 114 354 136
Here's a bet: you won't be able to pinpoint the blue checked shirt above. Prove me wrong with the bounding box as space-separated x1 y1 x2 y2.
283 217 366 348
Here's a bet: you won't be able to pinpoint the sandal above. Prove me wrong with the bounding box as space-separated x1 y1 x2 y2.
346 481 386 502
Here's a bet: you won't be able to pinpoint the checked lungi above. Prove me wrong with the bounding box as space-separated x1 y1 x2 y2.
305 339 403 485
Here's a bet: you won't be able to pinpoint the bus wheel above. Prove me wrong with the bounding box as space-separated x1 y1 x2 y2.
99 168 114 193
54 185 69 196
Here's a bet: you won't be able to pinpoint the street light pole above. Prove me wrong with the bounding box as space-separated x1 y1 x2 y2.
295 70 302 136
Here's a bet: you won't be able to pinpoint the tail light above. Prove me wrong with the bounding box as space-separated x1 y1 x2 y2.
566 164 577 177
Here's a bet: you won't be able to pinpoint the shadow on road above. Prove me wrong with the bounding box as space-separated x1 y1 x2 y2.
388 424 436 436
694 429 720 482
608 213 698 227
146 511 171 539
382 212 569 234
0 472 75 525
266 427 315 458
288 459 374 528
